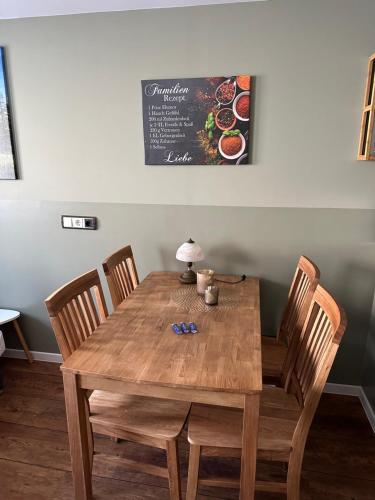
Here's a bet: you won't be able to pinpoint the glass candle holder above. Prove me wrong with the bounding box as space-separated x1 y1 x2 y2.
205 285 219 306
197 269 215 296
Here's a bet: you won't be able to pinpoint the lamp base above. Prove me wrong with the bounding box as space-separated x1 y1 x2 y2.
179 269 197 284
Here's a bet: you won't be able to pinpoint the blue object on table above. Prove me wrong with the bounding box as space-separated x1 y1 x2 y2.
172 322 198 335
180 322 190 334
189 322 198 333
172 323 183 335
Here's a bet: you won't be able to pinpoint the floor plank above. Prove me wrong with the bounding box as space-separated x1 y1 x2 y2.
0 459 176 500
0 360 374 499
3 368 64 400
2 358 61 376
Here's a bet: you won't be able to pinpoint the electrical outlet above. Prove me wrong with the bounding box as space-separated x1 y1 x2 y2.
72 217 84 228
61 215 97 230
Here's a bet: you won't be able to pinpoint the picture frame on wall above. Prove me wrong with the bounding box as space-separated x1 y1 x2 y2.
0 47 18 179
141 75 252 165
358 52 375 161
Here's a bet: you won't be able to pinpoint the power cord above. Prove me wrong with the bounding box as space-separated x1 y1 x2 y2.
214 274 247 284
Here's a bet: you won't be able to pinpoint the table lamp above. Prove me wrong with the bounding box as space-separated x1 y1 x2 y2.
176 238 204 284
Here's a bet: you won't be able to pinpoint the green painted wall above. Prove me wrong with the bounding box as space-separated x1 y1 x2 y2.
0 0 374 393
1 200 374 385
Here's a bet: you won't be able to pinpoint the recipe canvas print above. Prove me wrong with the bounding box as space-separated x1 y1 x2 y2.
0 47 17 179
141 76 251 165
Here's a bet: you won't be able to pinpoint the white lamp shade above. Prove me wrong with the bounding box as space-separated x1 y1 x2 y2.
176 240 204 263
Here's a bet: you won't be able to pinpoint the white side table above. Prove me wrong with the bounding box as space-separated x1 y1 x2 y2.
0 310 33 363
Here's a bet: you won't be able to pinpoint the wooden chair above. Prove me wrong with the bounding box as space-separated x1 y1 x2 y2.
186 285 347 499
45 269 190 500
102 245 139 309
262 256 320 384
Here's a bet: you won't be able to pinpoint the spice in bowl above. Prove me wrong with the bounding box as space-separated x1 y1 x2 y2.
236 94 250 120
221 135 242 156
215 108 236 131
216 80 236 105
220 129 244 158
236 75 251 91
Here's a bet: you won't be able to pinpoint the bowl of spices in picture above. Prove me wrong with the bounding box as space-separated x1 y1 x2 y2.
219 129 246 160
233 91 250 122
236 75 251 91
236 153 248 165
215 108 236 131
215 79 236 105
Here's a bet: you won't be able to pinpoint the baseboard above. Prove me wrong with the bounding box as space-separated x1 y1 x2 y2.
3 348 63 363
324 382 362 397
359 387 375 433
2 348 375 432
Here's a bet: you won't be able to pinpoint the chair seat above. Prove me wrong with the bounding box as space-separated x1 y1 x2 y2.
89 390 191 440
188 386 301 461
261 336 287 379
0 309 20 326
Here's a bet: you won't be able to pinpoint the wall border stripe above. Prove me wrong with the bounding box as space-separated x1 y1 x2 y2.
3 349 375 432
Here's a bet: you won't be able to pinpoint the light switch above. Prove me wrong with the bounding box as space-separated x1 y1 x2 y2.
61 215 97 230
62 216 73 228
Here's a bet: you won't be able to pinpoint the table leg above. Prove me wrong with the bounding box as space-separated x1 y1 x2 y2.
0 357 4 394
240 393 260 499
13 319 33 364
63 371 93 500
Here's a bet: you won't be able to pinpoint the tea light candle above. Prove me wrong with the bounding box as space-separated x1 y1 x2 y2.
205 285 219 306
197 269 215 296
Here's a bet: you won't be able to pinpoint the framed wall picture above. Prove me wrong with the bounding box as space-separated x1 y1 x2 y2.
0 47 18 179
358 52 375 161
142 76 252 165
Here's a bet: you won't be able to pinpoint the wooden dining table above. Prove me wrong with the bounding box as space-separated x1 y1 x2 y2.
61 271 262 499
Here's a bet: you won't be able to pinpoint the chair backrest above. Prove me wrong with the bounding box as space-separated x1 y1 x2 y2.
45 269 108 361
102 245 139 309
286 285 346 463
278 256 320 386
278 256 320 345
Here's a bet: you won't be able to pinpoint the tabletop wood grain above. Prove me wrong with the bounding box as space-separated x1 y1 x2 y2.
61 272 262 395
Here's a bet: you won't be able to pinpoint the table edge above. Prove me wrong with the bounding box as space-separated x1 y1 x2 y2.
60 366 262 395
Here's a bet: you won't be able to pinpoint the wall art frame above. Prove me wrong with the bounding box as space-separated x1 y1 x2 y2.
358 52 375 161
0 47 18 179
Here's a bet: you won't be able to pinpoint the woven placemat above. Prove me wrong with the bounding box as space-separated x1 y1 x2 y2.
171 285 240 312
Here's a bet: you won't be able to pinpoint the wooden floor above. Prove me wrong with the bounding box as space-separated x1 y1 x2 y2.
0 359 374 500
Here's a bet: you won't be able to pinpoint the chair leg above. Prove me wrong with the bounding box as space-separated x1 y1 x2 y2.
166 440 181 500
186 444 201 500
12 319 33 364
84 397 94 473
111 437 119 443
287 453 303 500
